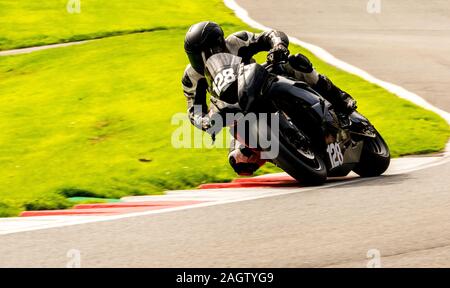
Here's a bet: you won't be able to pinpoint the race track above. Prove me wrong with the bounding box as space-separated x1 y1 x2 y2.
0 0 449 267
0 161 449 267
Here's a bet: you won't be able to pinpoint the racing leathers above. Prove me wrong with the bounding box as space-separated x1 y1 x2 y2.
181 30 357 175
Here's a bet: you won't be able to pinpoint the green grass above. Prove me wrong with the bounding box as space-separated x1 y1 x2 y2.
0 0 242 51
0 0 448 216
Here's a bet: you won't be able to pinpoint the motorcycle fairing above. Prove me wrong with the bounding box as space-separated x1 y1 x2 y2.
205 53 242 104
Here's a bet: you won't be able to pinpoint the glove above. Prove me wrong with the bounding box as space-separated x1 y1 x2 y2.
345 96 358 112
338 91 358 114
203 111 226 142
192 112 210 131
267 44 290 64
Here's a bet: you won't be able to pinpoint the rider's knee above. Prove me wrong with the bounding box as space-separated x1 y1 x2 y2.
228 147 266 176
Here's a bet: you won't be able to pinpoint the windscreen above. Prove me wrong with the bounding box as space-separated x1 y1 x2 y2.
205 53 242 103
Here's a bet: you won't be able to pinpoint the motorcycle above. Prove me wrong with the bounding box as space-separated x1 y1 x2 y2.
204 53 390 185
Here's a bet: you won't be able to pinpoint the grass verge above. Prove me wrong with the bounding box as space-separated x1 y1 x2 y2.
0 0 241 51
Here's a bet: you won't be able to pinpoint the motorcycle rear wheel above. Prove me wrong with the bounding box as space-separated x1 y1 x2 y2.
353 131 390 177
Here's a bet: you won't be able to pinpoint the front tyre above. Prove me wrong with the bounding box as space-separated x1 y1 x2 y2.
242 114 327 186
272 134 327 186
353 131 390 177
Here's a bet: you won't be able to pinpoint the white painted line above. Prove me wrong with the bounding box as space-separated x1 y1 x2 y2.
223 0 450 126
0 41 89 56
0 216 108 234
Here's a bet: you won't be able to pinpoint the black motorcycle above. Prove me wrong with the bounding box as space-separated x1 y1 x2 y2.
204 53 390 185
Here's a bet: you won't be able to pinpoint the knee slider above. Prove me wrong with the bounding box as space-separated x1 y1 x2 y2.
229 157 260 176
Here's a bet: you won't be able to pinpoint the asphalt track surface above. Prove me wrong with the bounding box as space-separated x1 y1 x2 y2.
0 162 449 268
236 0 450 111
0 0 449 267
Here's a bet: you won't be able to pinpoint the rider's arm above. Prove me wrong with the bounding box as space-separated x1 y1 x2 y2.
228 30 319 87
226 30 290 60
182 65 214 131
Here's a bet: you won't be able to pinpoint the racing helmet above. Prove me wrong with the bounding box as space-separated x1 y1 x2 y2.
184 21 227 74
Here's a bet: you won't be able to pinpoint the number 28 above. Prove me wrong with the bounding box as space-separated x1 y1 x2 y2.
213 68 236 95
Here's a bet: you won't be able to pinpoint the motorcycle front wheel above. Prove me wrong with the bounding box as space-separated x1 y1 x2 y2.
270 131 327 186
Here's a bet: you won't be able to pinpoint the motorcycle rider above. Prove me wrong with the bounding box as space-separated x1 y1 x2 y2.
182 21 357 176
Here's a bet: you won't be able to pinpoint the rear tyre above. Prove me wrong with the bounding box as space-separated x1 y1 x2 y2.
353 131 390 177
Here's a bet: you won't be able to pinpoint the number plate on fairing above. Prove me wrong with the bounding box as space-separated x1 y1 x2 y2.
327 142 344 169
212 68 236 96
